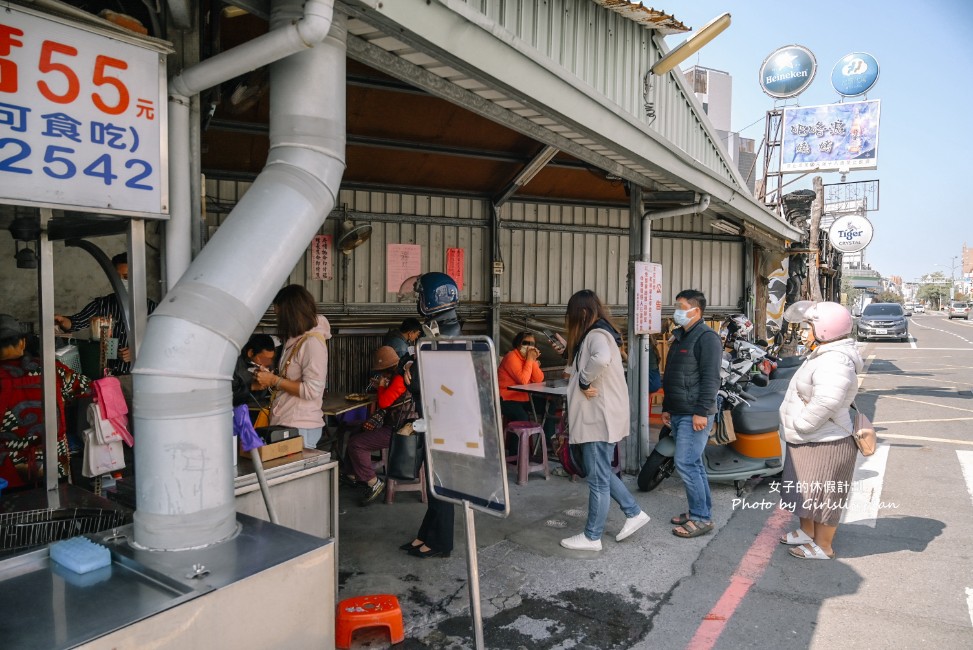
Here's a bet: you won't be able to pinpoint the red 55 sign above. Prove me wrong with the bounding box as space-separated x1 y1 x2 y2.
0 5 170 217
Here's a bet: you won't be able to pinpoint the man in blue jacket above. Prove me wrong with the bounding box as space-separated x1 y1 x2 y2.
662 289 723 539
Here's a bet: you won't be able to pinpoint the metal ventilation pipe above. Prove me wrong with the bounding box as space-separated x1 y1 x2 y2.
132 1 345 550
637 194 711 458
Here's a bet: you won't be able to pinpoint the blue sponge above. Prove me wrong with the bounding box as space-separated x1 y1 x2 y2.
49 537 112 574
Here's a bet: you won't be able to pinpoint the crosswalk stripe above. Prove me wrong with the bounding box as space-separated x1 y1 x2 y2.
842 443 891 527
878 433 973 446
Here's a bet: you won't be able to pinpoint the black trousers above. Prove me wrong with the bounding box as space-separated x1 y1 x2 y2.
417 479 455 553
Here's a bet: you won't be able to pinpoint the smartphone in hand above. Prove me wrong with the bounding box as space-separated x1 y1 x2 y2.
543 328 566 353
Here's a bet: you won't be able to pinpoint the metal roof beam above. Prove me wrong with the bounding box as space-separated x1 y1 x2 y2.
344 33 662 193
339 0 801 242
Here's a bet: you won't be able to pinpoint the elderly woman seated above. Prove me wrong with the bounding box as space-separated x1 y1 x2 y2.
0 314 92 487
342 346 413 507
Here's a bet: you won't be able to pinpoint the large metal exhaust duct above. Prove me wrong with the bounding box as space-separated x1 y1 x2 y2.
131 1 345 550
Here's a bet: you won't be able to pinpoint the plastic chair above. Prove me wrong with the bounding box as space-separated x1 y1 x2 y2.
386 464 427 504
335 594 404 649
504 421 549 485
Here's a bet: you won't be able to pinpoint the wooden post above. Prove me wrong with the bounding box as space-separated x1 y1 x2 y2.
808 176 824 302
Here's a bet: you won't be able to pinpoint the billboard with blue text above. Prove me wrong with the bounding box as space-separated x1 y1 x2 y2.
781 100 880 173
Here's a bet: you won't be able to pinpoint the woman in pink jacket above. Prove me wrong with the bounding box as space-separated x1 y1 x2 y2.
255 285 331 448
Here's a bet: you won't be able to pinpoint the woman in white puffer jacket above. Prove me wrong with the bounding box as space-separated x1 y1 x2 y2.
777 301 863 560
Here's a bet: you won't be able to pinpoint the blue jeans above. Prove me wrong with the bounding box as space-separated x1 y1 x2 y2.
299 426 323 449
671 414 714 522
581 441 642 540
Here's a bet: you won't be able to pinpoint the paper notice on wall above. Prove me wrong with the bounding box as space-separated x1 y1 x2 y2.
311 235 333 280
446 248 465 291
387 243 422 293
634 262 663 334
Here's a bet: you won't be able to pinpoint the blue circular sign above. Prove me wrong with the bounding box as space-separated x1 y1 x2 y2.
831 52 880 97
759 45 817 99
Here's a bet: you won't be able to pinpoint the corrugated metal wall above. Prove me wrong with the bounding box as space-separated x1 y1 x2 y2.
455 0 738 187
205 181 743 311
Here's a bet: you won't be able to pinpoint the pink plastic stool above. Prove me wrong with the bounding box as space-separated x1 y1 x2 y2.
386 463 427 504
335 594 404 649
505 421 549 485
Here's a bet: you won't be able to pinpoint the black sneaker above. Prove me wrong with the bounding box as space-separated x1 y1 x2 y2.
360 478 385 506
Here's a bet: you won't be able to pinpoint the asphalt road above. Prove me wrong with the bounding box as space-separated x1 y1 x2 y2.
643 311 973 649
337 311 973 649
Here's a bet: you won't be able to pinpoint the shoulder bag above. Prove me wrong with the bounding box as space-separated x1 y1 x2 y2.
255 331 328 427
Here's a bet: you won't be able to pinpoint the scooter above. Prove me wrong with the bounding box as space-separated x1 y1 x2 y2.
637 339 788 496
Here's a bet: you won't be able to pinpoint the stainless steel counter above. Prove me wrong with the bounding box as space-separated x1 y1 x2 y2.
0 514 334 649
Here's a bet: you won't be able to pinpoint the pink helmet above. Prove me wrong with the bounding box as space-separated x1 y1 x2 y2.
805 302 853 342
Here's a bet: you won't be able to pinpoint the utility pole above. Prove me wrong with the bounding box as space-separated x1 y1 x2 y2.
807 176 824 302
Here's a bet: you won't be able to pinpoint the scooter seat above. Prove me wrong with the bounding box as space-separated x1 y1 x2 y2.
732 391 785 434
747 378 791 395
770 365 799 381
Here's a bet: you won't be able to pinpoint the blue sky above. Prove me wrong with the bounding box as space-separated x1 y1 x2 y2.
663 1 973 283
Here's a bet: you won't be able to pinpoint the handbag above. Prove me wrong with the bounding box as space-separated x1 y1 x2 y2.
847 405 877 456
708 409 737 446
87 402 124 445
81 427 125 477
827 402 876 457
253 405 271 428
387 423 424 481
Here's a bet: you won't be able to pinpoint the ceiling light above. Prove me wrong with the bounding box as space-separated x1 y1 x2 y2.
711 218 742 235
651 13 732 76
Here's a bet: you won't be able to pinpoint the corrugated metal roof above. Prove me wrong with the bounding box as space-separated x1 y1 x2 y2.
589 1 690 34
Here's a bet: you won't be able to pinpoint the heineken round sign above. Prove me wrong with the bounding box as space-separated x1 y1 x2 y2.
759 45 817 99
828 215 874 254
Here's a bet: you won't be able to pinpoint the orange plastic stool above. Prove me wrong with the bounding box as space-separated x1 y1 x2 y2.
648 389 665 424
335 594 404 649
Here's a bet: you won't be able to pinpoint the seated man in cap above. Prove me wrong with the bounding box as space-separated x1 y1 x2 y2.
343 345 412 506
0 314 92 487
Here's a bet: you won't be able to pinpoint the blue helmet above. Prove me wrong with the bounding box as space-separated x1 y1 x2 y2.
415 272 459 317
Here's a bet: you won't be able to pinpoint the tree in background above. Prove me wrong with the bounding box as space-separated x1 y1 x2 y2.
874 291 903 304
917 271 950 309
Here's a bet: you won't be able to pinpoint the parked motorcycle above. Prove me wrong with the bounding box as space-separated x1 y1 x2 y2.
638 335 789 496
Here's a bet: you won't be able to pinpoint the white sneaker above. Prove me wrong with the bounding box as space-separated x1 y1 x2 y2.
615 511 650 542
560 533 602 551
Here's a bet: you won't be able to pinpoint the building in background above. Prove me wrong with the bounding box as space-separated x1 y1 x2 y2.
685 66 758 194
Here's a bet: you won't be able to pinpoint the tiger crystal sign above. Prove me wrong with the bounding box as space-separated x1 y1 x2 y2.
0 5 170 217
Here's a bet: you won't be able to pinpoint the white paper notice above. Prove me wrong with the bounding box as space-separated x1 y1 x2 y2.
424 351 485 458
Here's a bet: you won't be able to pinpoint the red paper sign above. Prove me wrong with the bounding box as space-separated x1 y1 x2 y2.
446 248 464 291
311 235 333 280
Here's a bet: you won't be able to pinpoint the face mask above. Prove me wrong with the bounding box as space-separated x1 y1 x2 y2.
118 278 129 292
673 307 696 327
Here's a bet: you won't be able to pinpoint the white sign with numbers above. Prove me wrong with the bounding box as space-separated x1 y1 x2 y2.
634 261 663 334
0 5 170 217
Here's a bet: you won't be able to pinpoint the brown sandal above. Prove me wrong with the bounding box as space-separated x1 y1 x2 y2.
672 520 714 538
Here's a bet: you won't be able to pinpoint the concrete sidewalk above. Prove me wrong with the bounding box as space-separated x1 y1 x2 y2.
337 457 745 649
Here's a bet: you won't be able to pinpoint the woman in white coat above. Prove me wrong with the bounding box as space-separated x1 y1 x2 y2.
559 290 650 552
778 301 863 560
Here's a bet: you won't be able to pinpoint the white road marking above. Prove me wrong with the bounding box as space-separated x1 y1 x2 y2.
879 394 973 414
879 433 973 446
966 588 973 630
958 450 973 509
842 443 891 527
958 451 973 629
874 348 973 351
